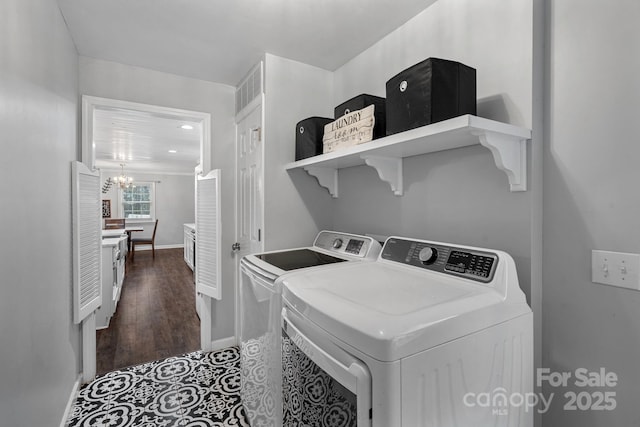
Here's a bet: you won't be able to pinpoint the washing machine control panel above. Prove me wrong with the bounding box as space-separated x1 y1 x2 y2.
381 238 498 282
313 231 381 258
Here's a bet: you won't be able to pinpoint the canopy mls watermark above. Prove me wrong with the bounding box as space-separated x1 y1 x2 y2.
463 368 618 415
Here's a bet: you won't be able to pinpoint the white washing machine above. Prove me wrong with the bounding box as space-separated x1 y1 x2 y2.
280 236 533 427
239 230 381 427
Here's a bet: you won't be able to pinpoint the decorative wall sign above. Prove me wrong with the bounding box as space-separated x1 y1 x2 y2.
102 199 111 218
323 104 375 154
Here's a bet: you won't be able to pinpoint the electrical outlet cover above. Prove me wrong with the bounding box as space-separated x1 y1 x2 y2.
592 250 640 291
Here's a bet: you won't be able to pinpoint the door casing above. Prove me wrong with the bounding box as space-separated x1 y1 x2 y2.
81 95 211 381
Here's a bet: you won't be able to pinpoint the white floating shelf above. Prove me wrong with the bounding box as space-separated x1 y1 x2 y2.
285 114 531 197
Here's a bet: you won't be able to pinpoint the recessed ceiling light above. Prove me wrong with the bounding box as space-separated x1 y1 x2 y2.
168 149 177 153
180 124 194 130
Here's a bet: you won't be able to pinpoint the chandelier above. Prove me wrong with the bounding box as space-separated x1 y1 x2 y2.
100 164 134 193
115 163 134 189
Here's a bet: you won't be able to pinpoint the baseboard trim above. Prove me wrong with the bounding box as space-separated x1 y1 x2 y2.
210 336 237 351
133 243 184 251
60 374 82 427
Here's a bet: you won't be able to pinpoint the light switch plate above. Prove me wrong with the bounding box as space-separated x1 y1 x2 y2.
592 250 640 290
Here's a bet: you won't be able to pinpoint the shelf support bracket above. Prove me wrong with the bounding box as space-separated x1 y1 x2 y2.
304 166 338 198
476 131 528 192
361 155 403 196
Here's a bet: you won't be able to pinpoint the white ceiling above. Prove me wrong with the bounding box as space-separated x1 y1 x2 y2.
93 108 201 175
56 0 436 86
58 0 437 173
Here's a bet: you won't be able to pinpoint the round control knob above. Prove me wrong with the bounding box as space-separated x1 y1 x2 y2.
418 247 438 265
332 238 343 249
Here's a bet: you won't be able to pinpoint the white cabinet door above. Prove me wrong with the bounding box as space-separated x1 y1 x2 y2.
95 246 114 329
183 228 190 266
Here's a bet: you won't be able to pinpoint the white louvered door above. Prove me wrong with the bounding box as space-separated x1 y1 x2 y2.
72 161 101 324
196 169 222 300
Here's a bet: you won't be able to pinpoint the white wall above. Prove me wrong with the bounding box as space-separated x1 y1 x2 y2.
101 172 195 246
0 0 81 425
543 0 640 424
263 54 336 250
329 0 535 302
80 57 236 340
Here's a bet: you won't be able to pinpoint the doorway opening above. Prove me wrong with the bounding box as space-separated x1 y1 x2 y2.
82 95 212 376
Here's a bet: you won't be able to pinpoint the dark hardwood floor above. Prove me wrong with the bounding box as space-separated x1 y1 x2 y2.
96 248 200 375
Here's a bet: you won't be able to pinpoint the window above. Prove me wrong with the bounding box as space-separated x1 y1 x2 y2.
120 182 155 221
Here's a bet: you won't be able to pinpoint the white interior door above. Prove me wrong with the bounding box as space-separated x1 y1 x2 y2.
71 161 101 382
236 103 264 257
234 102 264 338
196 169 222 300
196 169 222 351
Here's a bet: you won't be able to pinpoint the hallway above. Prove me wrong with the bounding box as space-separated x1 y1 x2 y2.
96 248 200 375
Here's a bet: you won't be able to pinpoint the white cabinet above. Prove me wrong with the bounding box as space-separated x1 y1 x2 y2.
96 235 127 329
184 223 195 271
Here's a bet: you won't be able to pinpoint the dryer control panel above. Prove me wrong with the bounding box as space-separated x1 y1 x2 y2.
381 238 498 283
313 231 381 259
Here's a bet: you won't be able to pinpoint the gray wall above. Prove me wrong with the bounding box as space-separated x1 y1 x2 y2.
0 0 81 425
333 0 533 129
263 54 336 250
80 57 237 340
101 172 195 246
543 0 640 424
328 0 535 303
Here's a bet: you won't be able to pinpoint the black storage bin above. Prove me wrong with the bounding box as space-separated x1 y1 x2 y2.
334 94 386 140
295 117 333 161
385 58 476 135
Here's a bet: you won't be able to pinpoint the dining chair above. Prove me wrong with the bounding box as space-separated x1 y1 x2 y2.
130 219 159 260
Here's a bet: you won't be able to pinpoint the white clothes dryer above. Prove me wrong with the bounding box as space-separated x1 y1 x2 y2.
239 230 381 427
280 236 533 427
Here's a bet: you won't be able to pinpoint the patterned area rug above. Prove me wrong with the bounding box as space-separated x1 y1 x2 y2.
66 347 250 427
